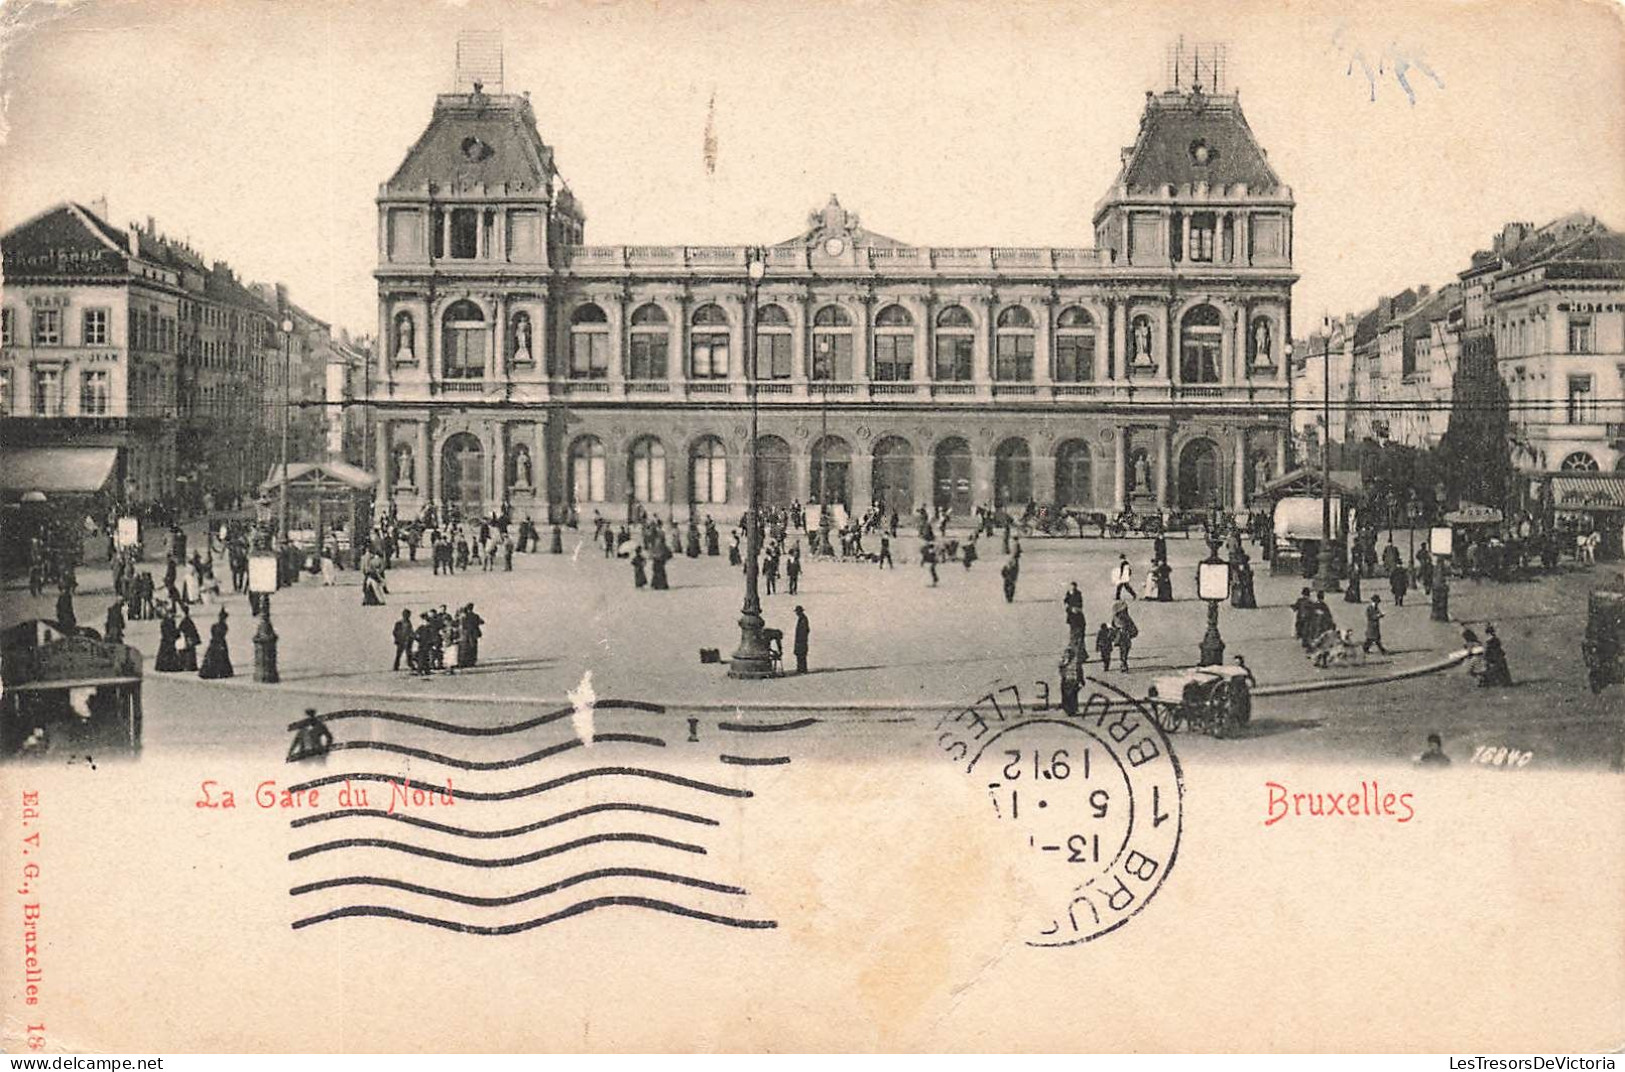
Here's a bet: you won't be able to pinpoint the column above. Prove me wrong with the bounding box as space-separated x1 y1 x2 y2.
417 419 432 505
1180 214 1192 262
494 294 508 381
475 210 485 260
377 300 391 384
856 294 873 388
1032 450 1055 507
972 450 994 508
1275 430 1288 480
610 292 628 395
493 424 508 508
1156 425 1171 508
1113 427 1127 511
1034 299 1053 389
977 294 995 398
792 450 810 505
1237 212 1250 267
1235 303 1248 382
375 419 391 507
534 422 552 522
1111 298 1126 383
1167 300 1179 386
441 211 452 260
851 446 872 510
670 295 689 390
1233 432 1247 509
495 208 507 262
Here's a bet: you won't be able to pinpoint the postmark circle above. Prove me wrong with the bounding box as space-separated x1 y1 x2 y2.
937 677 1184 946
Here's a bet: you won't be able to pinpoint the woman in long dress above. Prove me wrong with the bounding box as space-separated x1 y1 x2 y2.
198 609 234 679
632 548 648 589
177 607 202 672
155 611 182 672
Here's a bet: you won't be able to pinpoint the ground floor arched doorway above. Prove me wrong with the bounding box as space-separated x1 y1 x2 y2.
1177 438 1221 511
1055 439 1093 507
934 438 972 514
755 435 793 508
871 436 915 512
441 432 485 514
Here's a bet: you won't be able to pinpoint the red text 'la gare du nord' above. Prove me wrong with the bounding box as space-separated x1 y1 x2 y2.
195 779 454 814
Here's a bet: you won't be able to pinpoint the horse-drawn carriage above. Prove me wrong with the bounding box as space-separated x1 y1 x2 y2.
1144 665 1253 738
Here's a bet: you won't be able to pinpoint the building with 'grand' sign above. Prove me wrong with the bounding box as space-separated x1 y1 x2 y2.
367 69 1297 523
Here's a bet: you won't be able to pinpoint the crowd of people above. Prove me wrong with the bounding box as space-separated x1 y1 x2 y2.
390 604 485 676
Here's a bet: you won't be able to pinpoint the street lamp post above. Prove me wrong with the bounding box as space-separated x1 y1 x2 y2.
1197 532 1230 666
729 249 776 679
1313 316 1343 592
279 316 293 578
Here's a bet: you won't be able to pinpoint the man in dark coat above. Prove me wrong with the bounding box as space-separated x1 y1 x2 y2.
793 605 810 674
1001 555 1019 603
1389 563 1410 607
55 583 77 631
392 610 415 671
1363 595 1389 655
104 600 126 645
1291 587 1315 648
786 548 801 595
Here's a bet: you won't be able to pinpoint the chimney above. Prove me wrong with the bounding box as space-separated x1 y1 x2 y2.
88 197 108 222
146 215 156 235
1378 296 1394 323
1418 284 1431 299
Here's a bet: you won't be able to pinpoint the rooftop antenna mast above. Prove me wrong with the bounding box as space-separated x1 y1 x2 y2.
454 30 504 94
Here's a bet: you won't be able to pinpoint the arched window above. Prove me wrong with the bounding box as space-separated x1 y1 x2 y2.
1180 304 1223 384
569 436 606 502
690 437 729 504
995 306 1035 382
1129 313 1156 371
1561 451 1600 472
629 303 669 380
755 304 792 380
569 303 610 379
811 304 853 381
690 304 730 379
934 306 975 382
510 311 535 366
874 304 915 382
628 437 667 503
1055 306 1096 383
441 299 486 380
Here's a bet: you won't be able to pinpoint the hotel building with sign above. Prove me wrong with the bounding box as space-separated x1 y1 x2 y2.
368 73 1298 522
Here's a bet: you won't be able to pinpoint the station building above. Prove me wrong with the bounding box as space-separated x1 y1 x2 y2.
368 74 1298 522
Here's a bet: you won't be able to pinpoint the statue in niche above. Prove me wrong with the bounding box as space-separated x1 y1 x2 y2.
1253 456 1272 493
1253 319 1272 366
1132 317 1153 366
1133 451 1152 492
394 312 415 363
512 445 533 488
512 313 533 365
392 445 415 488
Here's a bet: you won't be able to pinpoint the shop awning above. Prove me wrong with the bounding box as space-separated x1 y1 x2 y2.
0 447 117 499
1551 475 1625 511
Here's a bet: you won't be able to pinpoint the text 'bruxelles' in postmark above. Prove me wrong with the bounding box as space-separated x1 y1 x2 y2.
935 675 1183 946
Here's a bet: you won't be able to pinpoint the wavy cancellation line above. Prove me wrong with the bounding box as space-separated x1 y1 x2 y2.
289 830 707 866
289 801 720 837
292 896 778 933
290 867 748 906
717 717 819 734
310 732 667 772
285 767 754 801
283 700 666 737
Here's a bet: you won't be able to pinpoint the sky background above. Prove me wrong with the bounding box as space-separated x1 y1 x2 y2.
2 0 1622 338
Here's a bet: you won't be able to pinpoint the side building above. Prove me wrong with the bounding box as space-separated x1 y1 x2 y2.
1 202 333 518
367 77 1297 523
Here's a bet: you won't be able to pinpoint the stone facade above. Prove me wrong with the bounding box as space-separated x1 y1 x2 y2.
369 82 1297 521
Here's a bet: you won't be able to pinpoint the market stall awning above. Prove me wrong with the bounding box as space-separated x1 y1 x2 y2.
260 460 377 493
0 447 117 499
1258 467 1364 501
1444 502 1504 525
1551 475 1625 511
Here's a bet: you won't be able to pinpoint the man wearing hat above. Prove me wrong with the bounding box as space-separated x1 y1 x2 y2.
1363 594 1389 655
793 605 810 674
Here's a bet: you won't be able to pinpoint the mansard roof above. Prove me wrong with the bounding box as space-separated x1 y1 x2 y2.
1116 89 1282 194
0 203 130 279
385 88 562 198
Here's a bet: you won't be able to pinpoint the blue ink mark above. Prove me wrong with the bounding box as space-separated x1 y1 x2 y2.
1331 23 1445 106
